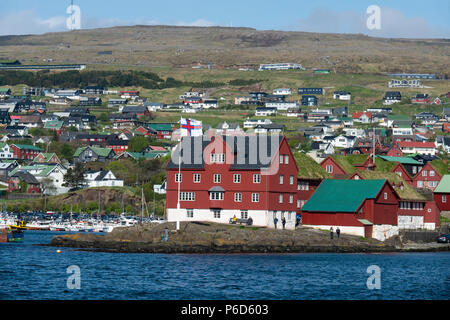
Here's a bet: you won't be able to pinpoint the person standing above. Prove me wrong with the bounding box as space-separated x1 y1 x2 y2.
164 227 169 242
330 227 334 239
282 217 286 230
274 217 278 229
336 227 341 239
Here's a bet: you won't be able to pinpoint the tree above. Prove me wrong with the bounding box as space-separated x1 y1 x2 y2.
128 136 151 153
19 181 28 193
63 163 86 190
40 177 57 196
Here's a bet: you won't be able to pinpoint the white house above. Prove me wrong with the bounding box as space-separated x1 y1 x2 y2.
216 122 241 134
332 135 357 148
154 180 166 194
200 100 219 109
83 170 124 188
333 91 351 101
0 143 14 159
392 127 414 136
182 107 198 114
253 124 284 134
265 101 298 111
255 107 277 117
273 88 292 95
343 128 366 138
243 118 272 129
9 164 68 195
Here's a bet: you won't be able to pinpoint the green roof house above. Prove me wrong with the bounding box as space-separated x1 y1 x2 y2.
301 179 401 240
74 146 115 164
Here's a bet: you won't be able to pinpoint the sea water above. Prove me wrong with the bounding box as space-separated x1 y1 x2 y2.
0 231 449 300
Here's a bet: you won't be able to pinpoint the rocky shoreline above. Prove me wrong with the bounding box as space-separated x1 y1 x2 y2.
44 222 450 254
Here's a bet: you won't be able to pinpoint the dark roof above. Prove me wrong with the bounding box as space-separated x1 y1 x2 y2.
167 135 283 170
122 106 148 113
11 171 40 184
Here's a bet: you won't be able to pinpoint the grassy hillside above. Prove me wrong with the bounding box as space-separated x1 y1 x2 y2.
0 25 449 74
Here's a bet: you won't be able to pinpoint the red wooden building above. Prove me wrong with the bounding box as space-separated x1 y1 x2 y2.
386 143 404 157
301 179 400 240
434 175 450 211
8 171 41 194
165 135 299 229
106 139 129 156
10 144 42 160
391 163 414 185
412 162 442 190
320 156 348 177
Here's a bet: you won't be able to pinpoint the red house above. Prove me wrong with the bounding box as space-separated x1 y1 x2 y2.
391 163 414 185
8 172 41 194
386 143 404 157
320 156 348 177
411 94 431 104
165 135 299 229
350 171 441 231
443 123 450 133
301 179 400 240
10 144 42 160
106 139 129 156
434 175 450 211
412 162 442 190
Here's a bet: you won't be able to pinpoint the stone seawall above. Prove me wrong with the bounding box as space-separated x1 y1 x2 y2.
45 222 450 254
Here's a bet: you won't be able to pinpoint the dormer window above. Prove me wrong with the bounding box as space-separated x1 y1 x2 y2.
210 153 225 163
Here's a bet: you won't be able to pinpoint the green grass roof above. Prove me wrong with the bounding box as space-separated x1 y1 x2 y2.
434 175 450 193
355 170 426 201
430 160 449 177
330 154 368 174
294 152 330 179
302 179 386 212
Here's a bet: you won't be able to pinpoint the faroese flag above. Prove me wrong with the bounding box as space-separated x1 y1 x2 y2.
180 117 203 137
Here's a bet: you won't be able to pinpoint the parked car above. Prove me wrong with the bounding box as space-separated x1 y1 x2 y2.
437 234 450 243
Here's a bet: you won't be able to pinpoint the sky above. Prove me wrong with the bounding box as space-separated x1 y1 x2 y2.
0 0 449 38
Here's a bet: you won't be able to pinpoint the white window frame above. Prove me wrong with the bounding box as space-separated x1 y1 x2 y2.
233 174 241 183
234 192 242 202
175 173 182 183
326 165 333 173
290 175 294 185
279 193 283 203
253 174 261 184
179 192 195 201
285 155 289 164
443 195 447 203
213 174 221 183
241 210 248 219
289 194 293 204
193 173 201 183
279 155 284 164
210 192 224 201
213 210 221 219
279 175 284 184
252 193 259 202
186 209 194 218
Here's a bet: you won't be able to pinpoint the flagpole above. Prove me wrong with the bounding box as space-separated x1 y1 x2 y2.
177 116 182 210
